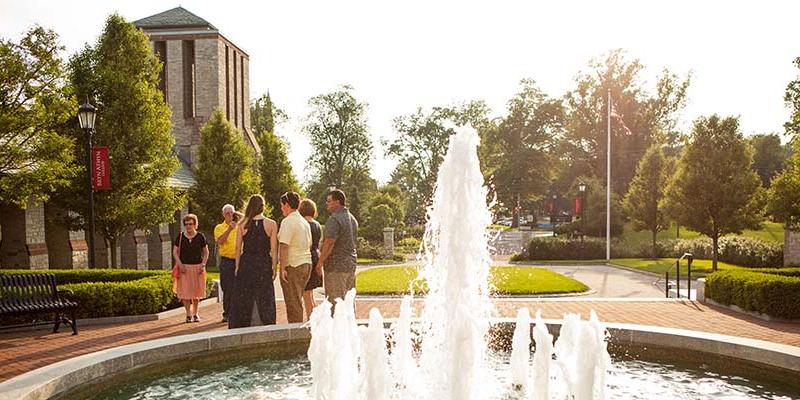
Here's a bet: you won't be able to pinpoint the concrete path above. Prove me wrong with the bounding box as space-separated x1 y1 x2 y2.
515 263 665 298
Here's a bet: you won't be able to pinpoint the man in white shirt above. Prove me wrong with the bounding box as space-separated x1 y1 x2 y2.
278 191 312 323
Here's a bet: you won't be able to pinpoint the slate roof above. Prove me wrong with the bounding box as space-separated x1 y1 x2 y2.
167 153 196 190
133 7 217 31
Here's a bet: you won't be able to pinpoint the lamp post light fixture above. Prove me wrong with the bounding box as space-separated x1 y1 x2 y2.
78 101 97 269
578 182 587 243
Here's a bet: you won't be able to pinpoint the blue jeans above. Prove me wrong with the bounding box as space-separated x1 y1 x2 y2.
219 257 235 318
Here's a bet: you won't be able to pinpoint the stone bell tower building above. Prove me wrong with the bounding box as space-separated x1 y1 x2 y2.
134 6 259 164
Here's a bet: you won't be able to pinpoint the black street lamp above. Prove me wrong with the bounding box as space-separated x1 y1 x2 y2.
578 182 587 243
78 102 97 269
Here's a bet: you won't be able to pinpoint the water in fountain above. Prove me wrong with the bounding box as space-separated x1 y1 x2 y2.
307 125 610 399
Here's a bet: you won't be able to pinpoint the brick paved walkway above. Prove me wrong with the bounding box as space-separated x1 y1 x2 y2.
1 299 798 382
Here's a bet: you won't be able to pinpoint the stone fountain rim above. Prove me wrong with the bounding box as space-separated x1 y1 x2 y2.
0 319 797 400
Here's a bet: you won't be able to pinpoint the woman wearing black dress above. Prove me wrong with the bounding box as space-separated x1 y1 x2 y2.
228 194 278 328
300 198 323 320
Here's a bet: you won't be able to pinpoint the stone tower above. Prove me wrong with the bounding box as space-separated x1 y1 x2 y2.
134 7 259 165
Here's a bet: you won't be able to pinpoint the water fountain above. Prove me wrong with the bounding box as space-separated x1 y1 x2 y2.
307 126 612 400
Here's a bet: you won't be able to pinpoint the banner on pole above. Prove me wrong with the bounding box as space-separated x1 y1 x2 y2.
92 147 110 191
574 197 582 215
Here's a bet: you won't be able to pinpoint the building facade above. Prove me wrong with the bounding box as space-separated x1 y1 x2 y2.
134 6 259 164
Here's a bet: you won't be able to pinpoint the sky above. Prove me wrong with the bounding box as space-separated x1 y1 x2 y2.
2 0 799 185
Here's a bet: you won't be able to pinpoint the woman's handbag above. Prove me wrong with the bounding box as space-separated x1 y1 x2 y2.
171 234 182 278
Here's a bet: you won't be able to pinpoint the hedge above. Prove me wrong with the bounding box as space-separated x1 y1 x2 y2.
0 269 212 322
705 268 800 320
0 268 167 284
519 236 783 268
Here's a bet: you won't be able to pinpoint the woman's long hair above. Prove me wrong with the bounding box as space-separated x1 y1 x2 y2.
242 194 265 231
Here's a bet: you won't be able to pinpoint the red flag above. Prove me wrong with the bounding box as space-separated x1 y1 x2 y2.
574 197 582 215
92 147 110 191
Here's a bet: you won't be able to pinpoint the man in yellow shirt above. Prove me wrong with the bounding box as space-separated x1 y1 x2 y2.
214 204 238 323
278 192 312 323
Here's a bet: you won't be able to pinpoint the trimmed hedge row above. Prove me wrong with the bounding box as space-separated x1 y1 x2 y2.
0 268 167 284
0 269 212 321
705 268 800 320
518 236 783 268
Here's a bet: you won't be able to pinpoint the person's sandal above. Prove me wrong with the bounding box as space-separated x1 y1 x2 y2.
186 316 192 323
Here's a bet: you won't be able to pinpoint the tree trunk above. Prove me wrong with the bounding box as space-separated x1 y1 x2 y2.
711 235 718 272
651 229 658 259
110 237 118 269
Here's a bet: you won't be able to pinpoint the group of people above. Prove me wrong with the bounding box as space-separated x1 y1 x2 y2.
171 189 358 327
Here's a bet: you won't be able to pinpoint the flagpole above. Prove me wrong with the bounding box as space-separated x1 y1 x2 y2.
606 89 611 261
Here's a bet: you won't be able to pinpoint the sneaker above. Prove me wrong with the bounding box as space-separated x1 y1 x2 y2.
193 315 201 323
185 316 192 323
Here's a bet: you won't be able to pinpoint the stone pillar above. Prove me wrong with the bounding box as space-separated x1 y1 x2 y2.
68 223 89 269
148 223 172 270
121 230 149 269
383 227 395 256
784 229 800 266
0 200 48 269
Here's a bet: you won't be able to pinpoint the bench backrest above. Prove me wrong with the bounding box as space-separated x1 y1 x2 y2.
0 274 60 308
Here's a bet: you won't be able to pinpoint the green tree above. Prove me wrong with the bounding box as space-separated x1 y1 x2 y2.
561 176 624 238
251 91 287 138
663 115 763 271
361 184 406 241
768 58 800 229
750 133 788 187
0 27 77 206
250 92 299 220
62 14 183 267
558 49 690 196
303 85 375 221
386 101 489 224
257 130 299 220
623 144 670 258
190 109 261 229
481 80 563 227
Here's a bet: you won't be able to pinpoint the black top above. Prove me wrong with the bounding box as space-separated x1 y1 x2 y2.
308 219 321 266
242 219 271 262
173 232 207 264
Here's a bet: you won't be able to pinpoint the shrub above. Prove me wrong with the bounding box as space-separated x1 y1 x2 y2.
396 237 421 253
664 237 783 268
0 268 167 284
705 268 800 319
357 237 404 261
0 269 213 322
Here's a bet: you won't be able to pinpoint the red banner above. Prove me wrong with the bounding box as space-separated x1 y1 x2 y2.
574 197 582 216
92 147 110 191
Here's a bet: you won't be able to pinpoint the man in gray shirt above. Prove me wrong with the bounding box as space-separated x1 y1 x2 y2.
316 189 358 305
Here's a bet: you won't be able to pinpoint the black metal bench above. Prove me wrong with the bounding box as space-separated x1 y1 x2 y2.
0 274 78 335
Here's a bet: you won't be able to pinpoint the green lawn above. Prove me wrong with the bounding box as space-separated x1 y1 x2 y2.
619 221 784 246
610 258 742 278
355 266 588 295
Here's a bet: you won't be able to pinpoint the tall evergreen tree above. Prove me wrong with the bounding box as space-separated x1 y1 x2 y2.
663 115 763 271
623 144 670 258
257 130 299 221
250 92 299 220
61 14 183 267
190 109 261 230
0 27 77 206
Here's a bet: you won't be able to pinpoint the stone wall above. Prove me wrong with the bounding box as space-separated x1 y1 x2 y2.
784 229 800 266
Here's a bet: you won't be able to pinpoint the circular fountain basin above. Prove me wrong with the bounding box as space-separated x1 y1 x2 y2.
1 321 798 400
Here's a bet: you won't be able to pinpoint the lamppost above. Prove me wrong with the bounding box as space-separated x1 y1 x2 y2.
78 102 97 269
551 193 557 237
578 182 587 243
